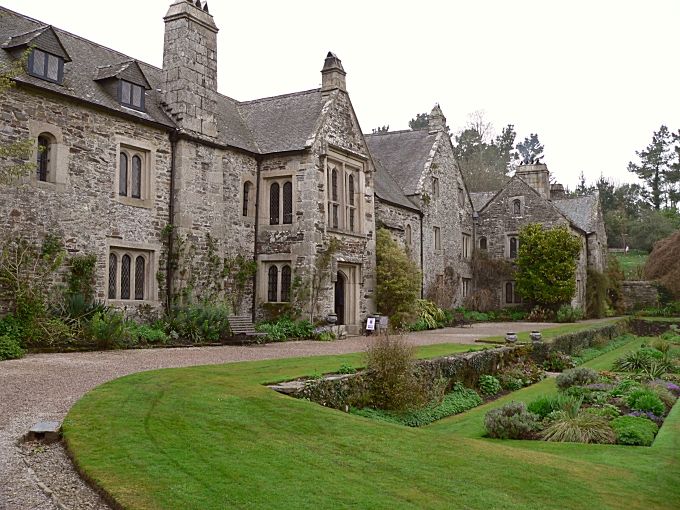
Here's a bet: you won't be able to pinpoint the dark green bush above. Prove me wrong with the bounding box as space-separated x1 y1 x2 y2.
256 316 314 342
497 361 545 391
168 303 231 343
478 375 501 396
86 311 129 350
556 305 584 323
611 416 658 446
583 404 621 420
128 323 168 345
0 334 24 360
555 367 599 390
527 394 575 419
484 402 541 439
626 389 666 416
542 352 575 372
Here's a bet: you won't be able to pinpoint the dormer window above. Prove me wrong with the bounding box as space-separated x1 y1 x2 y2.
28 48 64 84
120 80 145 111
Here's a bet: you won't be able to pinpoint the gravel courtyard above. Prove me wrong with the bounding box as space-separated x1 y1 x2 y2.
0 320 608 509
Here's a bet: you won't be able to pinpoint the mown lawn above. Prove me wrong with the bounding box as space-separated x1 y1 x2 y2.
613 250 648 280
63 336 679 510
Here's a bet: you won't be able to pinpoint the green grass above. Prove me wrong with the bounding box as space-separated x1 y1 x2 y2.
613 250 648 280
63 336 679 510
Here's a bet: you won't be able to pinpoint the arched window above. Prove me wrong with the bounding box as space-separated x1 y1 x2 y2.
512 199 521 216
405 224 412 246
242 181 252 217
270 182 280 225
509 237 518 259
267 266 278 302
505 282 513 304
135 256 145 300
282 181 293 224
108 253 117 299
119 153 128 196
280 265 292 302
479 237 487 251
331 169 338 201
121 254 131 300
131 155 142 199
37 134 51 182
348 174 355 206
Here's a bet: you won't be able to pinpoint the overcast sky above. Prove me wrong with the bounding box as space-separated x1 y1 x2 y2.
4 0 679 188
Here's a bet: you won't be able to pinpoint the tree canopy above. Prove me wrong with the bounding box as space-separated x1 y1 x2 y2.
516 133 545 165
515 224 582 309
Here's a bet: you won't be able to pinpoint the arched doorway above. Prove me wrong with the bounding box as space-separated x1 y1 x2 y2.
334 271 346 325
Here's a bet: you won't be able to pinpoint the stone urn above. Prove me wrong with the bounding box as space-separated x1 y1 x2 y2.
530 331 542 343
326 313 338 325
505 332 518 344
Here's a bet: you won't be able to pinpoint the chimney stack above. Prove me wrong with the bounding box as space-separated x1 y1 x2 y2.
516 163 551 199
428 104 446 134
321 52 346 92
162 0 218 137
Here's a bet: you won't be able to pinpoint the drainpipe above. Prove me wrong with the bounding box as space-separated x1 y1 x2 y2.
251 157 262 321
166 129 179 314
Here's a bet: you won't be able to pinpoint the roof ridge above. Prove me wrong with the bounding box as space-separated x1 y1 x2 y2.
238 88 321 106
365 128 428 137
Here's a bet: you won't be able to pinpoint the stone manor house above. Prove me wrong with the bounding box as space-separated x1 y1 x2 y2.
0 1 606 333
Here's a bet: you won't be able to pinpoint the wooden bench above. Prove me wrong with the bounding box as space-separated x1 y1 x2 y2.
229 315 266 343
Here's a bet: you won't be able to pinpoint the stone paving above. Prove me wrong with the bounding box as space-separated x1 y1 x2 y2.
0 319 611 509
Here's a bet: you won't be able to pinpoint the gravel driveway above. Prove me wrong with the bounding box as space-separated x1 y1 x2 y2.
0 320 607 509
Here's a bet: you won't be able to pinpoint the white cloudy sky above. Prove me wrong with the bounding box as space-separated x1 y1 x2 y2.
4 0 679 188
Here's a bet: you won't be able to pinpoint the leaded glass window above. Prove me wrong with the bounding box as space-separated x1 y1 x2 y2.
282 182 292 224
268 266 278 302
131 155 142 199
479 237 487 251
242 182 251 217
506 282 513 304
37 135 50 182
509 237 518 259
513 199 521 215
121 255 131 300
119 153 128 196
280 265 291 302
331 169 338 201
270 182 280 225
28 49 64 84
135 256 145 300
348 174 355 206
108 254 117 299
31 49 45 76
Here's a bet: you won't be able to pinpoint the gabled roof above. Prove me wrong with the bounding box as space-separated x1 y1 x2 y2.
373 158 420 212
94 60 151 89
366 129 438 196
237 89 325 154
2 25 71 61
469 191 495 212
553 194 599 233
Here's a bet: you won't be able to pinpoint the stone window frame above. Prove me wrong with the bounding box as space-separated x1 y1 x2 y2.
263 176 293 226
405 224 412 247
458 187 465 207
506 233 520 259
462 277 471 298
432 176 440 199
325 151 365 235
258 257 293 304
462 233 472 259
479 236 488 251
504 280 523 305
114 137 155 209
241 177 256 220
433 226 441 251
28 120 68 190
106 241 160 305
509 195 524 217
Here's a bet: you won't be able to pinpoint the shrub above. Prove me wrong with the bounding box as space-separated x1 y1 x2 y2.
498 361 545 390
543 352 575 372
365 334 427 412
527 306 554 322
556 305 584 323
337 363 356 375
555 367 599 390
614 349 658 373
611 416 659 446
256 316 315 342
412 300 446 330
644 229 680 300
609 379 642 398
626 411 663 426
478 375 501 396
651 338 672 354
0 334 24 360
541 412 615 443
86 311 129 350
484 402 541 439
168 302 232 343
583 404 621 420
527 394 574 419
128 323 168 345
626 389 666 416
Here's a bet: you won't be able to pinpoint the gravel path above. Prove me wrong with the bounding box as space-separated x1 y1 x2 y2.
0 320 609 509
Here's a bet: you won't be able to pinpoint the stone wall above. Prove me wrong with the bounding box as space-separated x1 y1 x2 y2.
621 281 659 312
374 199 421 268
0 86 172 309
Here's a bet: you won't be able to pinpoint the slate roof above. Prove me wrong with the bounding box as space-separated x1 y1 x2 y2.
0 7 328 155
373 158 420 211
469 191 495 212
366 129 438 196
553 194 599 233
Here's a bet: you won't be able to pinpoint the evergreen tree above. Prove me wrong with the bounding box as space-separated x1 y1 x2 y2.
408 113 429 130
627 125 676 210
516 133 544 165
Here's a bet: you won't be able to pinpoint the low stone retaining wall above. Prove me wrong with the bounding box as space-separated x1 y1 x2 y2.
272 320 637 410
621 281 659 312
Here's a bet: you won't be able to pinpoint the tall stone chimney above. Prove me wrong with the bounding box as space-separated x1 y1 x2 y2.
321 52 346 92
428 104 446 133
163 0 218 137
516 163 550 199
